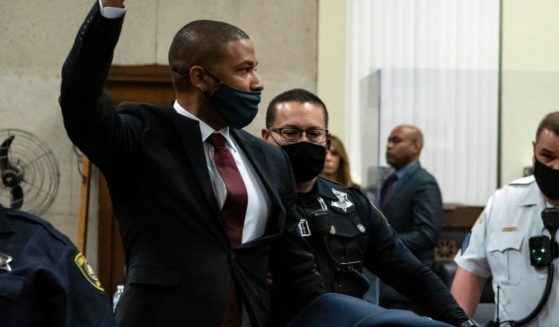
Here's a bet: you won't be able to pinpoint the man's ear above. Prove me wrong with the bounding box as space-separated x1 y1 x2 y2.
189 65 208 92
261 128 271 141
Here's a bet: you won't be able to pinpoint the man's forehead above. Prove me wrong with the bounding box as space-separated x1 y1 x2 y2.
275 102 325 121
536 129 559 150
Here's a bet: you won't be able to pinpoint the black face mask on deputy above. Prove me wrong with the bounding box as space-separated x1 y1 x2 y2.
534 158 559 200
281 142 327 182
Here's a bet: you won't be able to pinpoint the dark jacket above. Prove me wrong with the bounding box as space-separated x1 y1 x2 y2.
296 177 466 326
380 163 443 268
0 205 115 327
59 3 324 326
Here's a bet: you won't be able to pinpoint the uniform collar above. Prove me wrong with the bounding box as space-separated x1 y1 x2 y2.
513 175 542 207
0 205 15 234
315 176 343 202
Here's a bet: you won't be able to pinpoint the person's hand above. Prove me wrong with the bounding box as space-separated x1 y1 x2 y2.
102 0 125 8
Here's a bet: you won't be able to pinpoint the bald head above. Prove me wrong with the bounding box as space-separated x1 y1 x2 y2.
386 124 424 170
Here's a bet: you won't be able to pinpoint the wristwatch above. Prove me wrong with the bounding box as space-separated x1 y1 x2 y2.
459 319 480 327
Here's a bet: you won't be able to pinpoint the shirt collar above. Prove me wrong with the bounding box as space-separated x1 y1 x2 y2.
173 101 238 152
395 160 419 179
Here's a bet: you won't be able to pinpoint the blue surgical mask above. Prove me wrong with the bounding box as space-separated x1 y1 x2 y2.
205 70 261 129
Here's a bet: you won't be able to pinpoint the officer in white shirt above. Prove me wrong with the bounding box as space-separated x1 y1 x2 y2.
452 111 559 327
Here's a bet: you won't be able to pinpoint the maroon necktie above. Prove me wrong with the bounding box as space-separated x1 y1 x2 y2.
380 173 398 205
208 133 247 327
209 133 248 248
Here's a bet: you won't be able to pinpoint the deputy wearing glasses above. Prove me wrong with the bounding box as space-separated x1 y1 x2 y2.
262 89 477 327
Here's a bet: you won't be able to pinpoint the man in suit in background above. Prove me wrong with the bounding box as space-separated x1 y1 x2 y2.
378 124 444 313
59 1 324 326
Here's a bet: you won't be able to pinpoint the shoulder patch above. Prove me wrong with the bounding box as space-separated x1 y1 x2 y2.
74 252 104 292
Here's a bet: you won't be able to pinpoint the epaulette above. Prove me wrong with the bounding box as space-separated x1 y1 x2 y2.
509 175 535 186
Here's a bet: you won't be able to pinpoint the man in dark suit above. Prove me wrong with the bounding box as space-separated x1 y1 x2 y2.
59 1 324 326
378 124 443 313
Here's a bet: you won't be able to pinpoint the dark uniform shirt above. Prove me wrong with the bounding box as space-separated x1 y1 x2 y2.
295 177 469 325
0 205 115 327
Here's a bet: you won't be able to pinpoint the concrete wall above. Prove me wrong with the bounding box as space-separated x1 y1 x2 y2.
0 0 318 268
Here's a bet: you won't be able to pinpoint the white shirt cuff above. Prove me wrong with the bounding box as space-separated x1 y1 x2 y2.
98 0 126 19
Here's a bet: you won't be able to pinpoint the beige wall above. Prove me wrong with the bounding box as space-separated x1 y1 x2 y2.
317 0 559 188
317 0 347 138
500 0 559 185
0 0 318 268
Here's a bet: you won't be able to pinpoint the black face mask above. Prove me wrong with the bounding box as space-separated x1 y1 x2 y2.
280 142 327 182
534 158 559 200
205 69 260 129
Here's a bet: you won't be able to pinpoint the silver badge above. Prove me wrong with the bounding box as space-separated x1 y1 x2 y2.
0 252 13 272
298 219 312 237
331 189 354 213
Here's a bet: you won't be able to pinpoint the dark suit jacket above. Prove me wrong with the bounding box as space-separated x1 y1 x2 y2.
59 3 324 326
380 162 442 268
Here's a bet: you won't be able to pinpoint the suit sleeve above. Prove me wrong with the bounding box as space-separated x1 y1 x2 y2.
358 194 467 326
59 1 142 169
398 175 443 253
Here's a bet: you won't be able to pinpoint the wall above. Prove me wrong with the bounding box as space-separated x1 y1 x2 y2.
500 0 559 185
318 0 559 195
0 0 318 268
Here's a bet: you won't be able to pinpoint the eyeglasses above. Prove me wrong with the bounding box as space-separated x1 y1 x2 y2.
269 128 328 143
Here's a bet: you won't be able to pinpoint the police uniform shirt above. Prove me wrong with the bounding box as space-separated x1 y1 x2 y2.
0 205 115 327
455 176 559 327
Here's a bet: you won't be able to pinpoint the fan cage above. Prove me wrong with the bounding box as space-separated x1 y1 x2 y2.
0 129 60 215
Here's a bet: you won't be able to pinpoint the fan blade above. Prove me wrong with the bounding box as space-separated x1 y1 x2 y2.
10 185 23 209
0 135 15 172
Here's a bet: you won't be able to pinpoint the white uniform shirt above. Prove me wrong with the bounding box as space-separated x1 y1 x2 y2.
455 176 558 327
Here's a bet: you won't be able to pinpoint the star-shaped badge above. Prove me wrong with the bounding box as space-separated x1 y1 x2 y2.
331 189 354 213
0 252 12 272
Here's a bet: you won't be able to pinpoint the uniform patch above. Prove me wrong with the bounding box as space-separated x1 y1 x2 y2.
460 233 472 255
298 219 312 237
74 252 104 292
0 252 12 272
331 189 354 213
502 226 517 232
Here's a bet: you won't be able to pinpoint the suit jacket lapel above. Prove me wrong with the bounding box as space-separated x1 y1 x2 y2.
385 163 420 206
170 108 220 216
231 130 281 205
